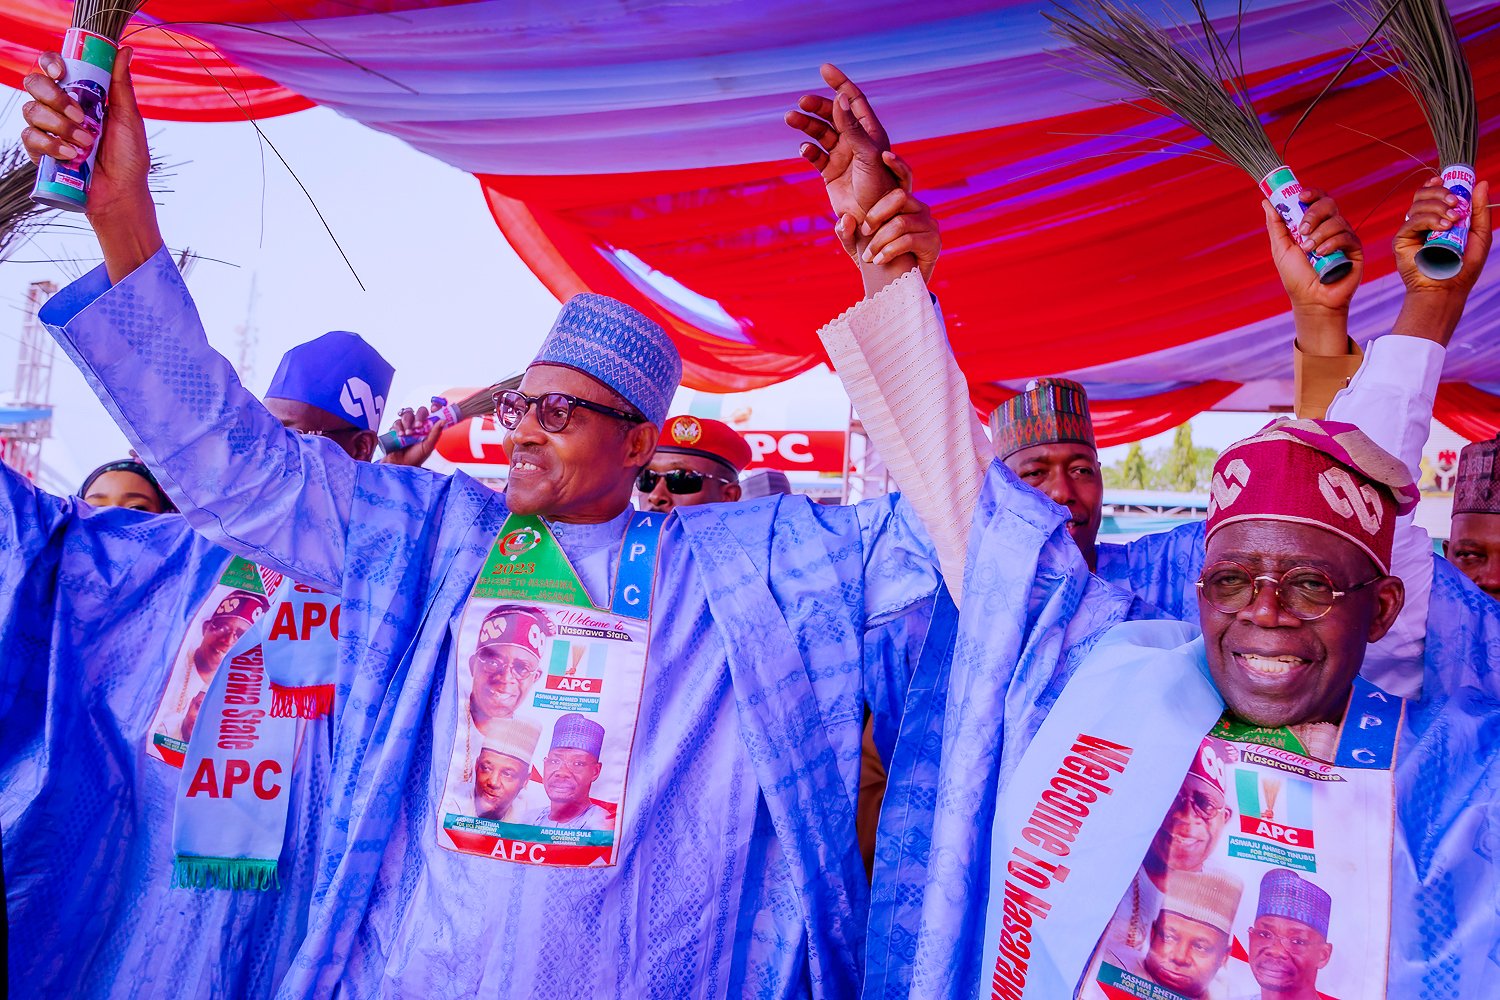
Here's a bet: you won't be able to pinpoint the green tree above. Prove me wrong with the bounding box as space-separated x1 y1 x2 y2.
1103 423 1221 492
1119 442 1150 489
1160 424 1198 491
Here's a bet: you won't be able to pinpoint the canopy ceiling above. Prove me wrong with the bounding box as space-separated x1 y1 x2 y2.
4 0 1499 443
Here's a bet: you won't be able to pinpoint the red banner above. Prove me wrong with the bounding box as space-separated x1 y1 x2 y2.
436 420 847 474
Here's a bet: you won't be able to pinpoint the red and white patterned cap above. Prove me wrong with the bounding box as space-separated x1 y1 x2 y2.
210 589 270 626
476 605 553 656
1205 418 1419 574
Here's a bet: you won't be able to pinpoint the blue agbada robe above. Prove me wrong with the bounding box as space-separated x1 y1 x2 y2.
0 465 332 998
868 464 1500 1000
38 250 1077 999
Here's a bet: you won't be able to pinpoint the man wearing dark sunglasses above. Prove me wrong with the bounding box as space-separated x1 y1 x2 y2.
635 415 750 513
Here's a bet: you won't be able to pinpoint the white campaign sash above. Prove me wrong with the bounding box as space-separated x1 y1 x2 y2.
980 620 1222 1000
436 511 664 868
1079 678 1402 1000
976 621 1403 1000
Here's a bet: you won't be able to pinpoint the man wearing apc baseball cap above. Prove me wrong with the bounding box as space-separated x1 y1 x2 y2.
636 414 751 513
264 330 394 463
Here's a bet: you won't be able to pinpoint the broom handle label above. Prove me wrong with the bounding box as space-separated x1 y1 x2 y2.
1422 163 1475 271
1259 166 1350 282
30 28 117 211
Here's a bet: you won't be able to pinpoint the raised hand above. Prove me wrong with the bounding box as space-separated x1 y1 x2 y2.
1261 186 1364 317
381 405 446 467
1388 175 1492 345
1395 175 1492 297
839 151 939 283
785 63 900 225
22 47 160 281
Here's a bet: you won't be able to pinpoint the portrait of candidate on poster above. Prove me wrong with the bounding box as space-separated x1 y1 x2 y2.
438 600 647 868
146 558 281 767
1081 734 1381 1000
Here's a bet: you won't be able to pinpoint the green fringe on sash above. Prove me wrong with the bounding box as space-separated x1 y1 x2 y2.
172 855 281 891
268 682 335 719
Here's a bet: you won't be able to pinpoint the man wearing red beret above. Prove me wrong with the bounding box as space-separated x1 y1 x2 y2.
636 415 749 513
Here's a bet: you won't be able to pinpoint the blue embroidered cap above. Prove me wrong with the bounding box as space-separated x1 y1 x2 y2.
265 331 395 432
1256 868 1331 937
531 294 681 428
549 712 605 759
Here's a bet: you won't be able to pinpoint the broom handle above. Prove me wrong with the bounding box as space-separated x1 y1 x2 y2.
1416 163 1475 281
378 386 503 453
1258 166 1353 286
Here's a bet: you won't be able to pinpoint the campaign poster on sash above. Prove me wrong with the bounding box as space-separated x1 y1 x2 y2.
148 556 283 767
1079 719 1398 1000
437 516 656 868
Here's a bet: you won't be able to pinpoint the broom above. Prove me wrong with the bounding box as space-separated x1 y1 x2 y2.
32 0 149 212
1 145 53 261
377 373 526 455
1344 0 1478 279
1047 1 1353 284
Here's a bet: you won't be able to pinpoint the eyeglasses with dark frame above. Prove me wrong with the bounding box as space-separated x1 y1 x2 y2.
1168 786 1224 822
635 468 737 496
1195 561 1383 622
493 389 645 434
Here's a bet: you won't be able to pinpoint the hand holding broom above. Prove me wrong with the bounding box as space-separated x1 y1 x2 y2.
1344 0 1479 280
1390 175 1492 345
22 44 161 284
29 1 149 212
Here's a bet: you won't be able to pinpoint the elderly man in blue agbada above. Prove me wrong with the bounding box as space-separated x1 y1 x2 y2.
11 49 1110 999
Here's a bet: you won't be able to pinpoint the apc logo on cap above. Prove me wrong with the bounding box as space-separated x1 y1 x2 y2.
499 526 542 557
670 416 703 446
339 376 385 431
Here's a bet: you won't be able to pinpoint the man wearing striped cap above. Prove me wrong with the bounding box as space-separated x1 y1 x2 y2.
991 378 1103 570
1445 435 1500 598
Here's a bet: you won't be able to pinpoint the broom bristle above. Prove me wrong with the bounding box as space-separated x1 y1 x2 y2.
1 146 51 262
71 0 149 42
1047 1 1282 179
1344 0 1478 167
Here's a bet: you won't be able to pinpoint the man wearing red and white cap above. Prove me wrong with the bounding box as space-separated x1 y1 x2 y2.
468 604 553 735
636 415 750 513
172 589 270 742
1102 740 1234 962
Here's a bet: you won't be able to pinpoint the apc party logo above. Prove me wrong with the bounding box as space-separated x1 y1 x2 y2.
499 526 542 558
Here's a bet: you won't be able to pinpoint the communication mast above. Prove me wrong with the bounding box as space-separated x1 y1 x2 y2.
0 280 59 480
235 274 259 385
